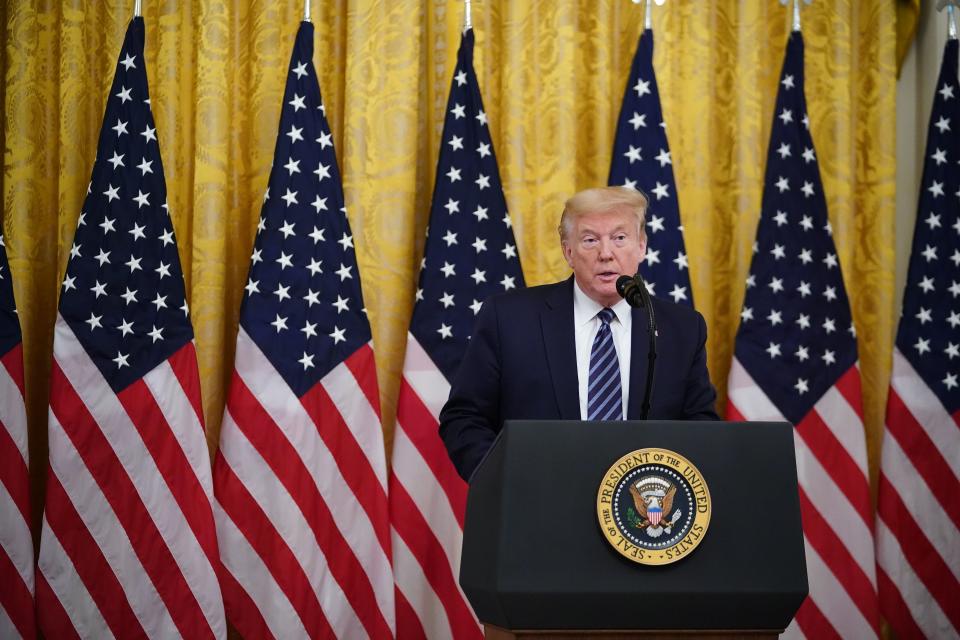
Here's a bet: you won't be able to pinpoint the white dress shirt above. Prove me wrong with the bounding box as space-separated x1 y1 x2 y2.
572 280 632 420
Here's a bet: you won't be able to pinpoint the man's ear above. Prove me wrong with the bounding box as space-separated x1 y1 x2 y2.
637 231 648 263
561 241 575 269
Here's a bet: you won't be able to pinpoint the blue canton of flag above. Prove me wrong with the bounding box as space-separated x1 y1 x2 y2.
0 233 19 355
733 33 857 426
608 29 692 306
409 29 525 381
57 18 192 391
894 39 960 410
240 22 369 394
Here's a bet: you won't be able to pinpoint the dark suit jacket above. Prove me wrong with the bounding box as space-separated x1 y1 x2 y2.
439 277 719 480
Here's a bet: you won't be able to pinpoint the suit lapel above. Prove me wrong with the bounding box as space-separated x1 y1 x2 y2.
627 303 652 420
541 278 581 420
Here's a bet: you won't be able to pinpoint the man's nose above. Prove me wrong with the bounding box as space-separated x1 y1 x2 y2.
598 238 615 258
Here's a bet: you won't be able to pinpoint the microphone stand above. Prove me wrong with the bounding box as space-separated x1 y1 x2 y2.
637 279 656 421
616 272 658 420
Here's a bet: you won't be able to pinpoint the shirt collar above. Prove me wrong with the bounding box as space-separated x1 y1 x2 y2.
572 279 632 328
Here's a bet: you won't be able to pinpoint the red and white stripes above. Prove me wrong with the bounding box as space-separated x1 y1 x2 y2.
0 342 35 640
213 328 394 639
877 349 960 639
37 316 226 639
390 333 482 640
727 357 879 639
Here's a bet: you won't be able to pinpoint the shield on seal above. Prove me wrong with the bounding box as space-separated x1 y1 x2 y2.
648 505 662 526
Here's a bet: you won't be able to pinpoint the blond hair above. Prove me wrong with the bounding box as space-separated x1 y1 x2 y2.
558 186 648 241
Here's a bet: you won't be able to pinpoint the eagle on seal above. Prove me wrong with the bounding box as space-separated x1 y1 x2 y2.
629 479 676 531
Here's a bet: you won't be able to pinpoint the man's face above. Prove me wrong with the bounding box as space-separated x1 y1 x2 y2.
562 207 647 308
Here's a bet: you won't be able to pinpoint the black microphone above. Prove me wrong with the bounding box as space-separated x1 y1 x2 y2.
616 273 647 308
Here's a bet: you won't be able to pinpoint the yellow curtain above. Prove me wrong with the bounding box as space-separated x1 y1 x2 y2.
897 0 920 75
3 0 897 538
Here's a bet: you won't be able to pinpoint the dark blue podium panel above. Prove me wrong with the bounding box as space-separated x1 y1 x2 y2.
460 420 808 631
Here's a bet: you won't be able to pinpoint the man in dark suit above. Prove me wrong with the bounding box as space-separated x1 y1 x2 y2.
439 186 719 480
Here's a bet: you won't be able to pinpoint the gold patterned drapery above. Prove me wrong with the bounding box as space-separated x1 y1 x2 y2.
3 0 901 541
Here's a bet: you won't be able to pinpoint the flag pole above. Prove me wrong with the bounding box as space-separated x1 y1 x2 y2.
304 0 311 22
133 0 141 17
629 0 657 31
463 0 472 33
779 0 808 32
937 0 959 40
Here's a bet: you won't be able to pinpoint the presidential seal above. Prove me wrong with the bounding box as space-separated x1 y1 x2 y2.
596 448 711 566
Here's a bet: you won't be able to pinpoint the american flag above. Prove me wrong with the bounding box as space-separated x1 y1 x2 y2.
608 28 692 306
0 233 34 640
212 21 394 639
389 28 524 639
35 18 226 638
725 32 879 638
876 38 960 639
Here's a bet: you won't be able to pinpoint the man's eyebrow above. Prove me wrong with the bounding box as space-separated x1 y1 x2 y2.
580 223 631 234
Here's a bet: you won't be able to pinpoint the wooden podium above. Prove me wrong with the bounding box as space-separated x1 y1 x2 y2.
460 420 807 639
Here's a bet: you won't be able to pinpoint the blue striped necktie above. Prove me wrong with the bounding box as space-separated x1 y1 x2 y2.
588 307 623 420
